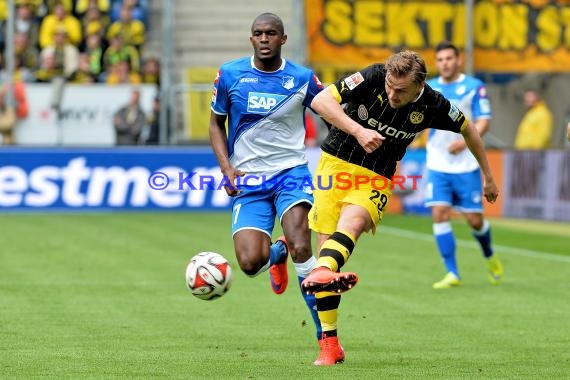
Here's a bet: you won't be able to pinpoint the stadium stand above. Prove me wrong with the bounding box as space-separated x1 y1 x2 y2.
3 0 154 85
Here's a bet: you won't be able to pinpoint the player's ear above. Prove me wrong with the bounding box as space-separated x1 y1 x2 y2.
281 34 287 45
416 82 425 96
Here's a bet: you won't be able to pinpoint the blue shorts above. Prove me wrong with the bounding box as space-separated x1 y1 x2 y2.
230 165 314 237
424 169 483 213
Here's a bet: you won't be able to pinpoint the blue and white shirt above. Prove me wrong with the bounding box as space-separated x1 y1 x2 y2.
211 56 323 178
426 74 491 173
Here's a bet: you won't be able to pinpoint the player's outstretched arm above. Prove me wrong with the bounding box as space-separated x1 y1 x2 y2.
311 85 384 153
461 123 499 203
449 118 491 154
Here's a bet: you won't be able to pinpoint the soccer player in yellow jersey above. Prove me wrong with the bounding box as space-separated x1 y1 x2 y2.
301 51 500 365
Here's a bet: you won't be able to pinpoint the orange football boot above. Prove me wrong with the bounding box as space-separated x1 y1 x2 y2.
269 236 289 294
301 267 358 295
314 335 345 366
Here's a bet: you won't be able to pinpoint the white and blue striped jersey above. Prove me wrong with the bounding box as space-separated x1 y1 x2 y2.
211 56 323 178
426 74 491 173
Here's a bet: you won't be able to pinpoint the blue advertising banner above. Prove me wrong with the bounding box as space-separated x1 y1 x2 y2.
0 147 231 211
1 146 435 214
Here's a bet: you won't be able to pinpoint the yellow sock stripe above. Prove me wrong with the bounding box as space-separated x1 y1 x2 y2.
316 256 339 272
324 239 351 262
316 293 341 332
317 239 351 272
317 309 338 332
315 291 339 298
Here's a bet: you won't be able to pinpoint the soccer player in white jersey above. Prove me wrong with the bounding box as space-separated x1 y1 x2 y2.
425 41 504 289
209 13 324 349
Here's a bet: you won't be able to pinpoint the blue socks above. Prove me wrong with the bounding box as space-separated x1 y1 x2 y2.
472 219 493 258
269 243 322 340
294 256 322 340
433 219 494 278
433 222 458 277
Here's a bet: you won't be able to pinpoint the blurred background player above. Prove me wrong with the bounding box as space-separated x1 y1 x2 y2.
209 13 323 348
425 41 503 289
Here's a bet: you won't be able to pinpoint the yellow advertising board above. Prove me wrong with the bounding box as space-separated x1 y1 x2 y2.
306 0 570 73
186 67 217 140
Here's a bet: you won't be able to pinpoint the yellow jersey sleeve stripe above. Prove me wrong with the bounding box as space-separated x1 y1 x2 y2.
459 118 469 132
328 84 342 103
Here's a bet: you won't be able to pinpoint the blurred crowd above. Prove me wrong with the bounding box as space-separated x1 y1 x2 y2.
0 0 159 86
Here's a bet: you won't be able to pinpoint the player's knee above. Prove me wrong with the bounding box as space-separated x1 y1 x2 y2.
432 207 450 222
465 214 484 230
238 261 263 277
288 241 312 262
469 219 484 230
235 250 266 276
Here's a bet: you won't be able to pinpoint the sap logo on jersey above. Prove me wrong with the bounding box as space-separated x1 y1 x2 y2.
247 92 287 114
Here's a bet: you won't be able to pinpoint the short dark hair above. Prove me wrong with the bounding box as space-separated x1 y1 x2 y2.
435 41 460 56
251 13 285 35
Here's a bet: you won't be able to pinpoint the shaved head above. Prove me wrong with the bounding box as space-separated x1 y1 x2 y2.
251 12 284 35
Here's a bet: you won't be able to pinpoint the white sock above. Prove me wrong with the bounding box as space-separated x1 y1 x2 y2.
294 256 316 277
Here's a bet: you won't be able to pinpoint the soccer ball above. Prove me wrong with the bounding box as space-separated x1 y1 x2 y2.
185 252 233 300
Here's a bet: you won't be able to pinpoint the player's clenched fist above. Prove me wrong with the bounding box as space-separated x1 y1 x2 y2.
355 128 385 153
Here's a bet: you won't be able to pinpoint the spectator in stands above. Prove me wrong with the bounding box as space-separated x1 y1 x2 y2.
141 57 160 86
0 1 7 24
41 0 73 15
39 2 82 48
81 5 110 49
69 53 97 83
105 60 141 85
113 88 146 145
14 32 39 82
15 0 46 20
0 65 29 145
110 0 148 28
106 4 145 51
75 0 110 18
514 88 553 149
145 95 160 145
103 34 140 73
14 2 41 49
40 27 79 79
35 51 63 82
85 33 104 79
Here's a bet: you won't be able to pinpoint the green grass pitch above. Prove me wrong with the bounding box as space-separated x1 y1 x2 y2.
1 212 569 379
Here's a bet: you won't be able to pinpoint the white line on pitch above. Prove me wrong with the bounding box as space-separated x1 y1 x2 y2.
381 226 570 264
